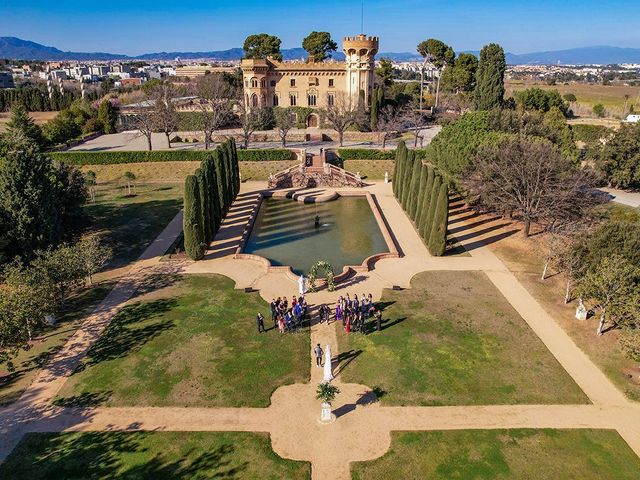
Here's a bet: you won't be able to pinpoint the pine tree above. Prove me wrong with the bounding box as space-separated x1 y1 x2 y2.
407 156 423 220
196 167 211 243
413 164 428 224
401 150 415 210
393 141 407 198
428 182 449 256
422 175 441 241
473 43 506 110
183 175 206 260
96 99 118 134
3 103 45 148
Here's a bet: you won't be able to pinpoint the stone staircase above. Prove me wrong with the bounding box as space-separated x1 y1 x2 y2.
268 150 363 189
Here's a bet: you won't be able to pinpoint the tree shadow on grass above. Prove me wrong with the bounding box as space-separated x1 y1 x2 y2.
76 298 177 371
0 432 247 480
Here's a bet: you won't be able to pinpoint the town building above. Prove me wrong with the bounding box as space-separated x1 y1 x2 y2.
0 71 15 88
176 65 236 78
241 34 378 127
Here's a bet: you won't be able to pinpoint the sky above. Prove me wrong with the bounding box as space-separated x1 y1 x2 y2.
1 0 639 55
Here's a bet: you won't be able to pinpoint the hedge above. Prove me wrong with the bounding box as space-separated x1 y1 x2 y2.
338 148 429 161
50 148 294 166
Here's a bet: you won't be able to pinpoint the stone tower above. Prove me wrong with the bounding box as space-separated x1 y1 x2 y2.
342 34 379 108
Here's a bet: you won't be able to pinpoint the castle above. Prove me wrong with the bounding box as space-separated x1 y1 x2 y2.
241 34 379 127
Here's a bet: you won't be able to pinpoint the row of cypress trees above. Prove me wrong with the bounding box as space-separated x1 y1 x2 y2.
183 138 240 260
393 140 449 256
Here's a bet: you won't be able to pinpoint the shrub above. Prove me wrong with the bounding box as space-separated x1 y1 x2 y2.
337 148 428 161
593 103 606 118
572 124 613 144
51 149 293 166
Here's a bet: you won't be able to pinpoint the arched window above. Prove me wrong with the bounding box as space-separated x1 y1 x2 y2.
273 94 279 106
260 79 265 88
251 93 258 107
307 94 317 106
250 77 258 88
327 93 334 106
289 94 297 106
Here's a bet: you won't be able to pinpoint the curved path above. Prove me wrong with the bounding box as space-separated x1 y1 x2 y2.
2 181 640 479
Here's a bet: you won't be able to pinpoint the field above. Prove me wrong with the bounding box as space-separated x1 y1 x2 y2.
352 429 640 480
56 274 310 408
80 160 298 184
0 431 310 480
506 80 640 119
336 270 588 406
0 111 58 132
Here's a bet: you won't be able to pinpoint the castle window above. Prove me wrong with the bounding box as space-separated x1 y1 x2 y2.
250 77 258 88
327 93 334 106
308 94 317 106
260 79 265 88
328 78 334 87
273 94 279 106
290 94 297 106
251 93 258 107
270 80 276 87
290 78 296 87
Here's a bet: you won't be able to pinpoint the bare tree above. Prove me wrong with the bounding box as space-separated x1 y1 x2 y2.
152 82 178 148
274 107 295 147
463 134 604 237
376 105 402 148
323 92 360 147
401 100 428 148
130 100 155 151
237 103 272 148
195 74 237 149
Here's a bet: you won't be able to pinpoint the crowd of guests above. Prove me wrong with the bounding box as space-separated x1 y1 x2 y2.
256 292 383 334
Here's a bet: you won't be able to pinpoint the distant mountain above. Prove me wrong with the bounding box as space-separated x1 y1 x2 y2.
1 37 639 65
0 37 126 61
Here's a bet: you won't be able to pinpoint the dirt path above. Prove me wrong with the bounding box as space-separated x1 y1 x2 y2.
2 182 640 479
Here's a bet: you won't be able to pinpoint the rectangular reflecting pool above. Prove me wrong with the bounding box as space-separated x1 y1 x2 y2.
244 196 389 275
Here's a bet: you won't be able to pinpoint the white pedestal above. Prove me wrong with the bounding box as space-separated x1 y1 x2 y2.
318 402 336 424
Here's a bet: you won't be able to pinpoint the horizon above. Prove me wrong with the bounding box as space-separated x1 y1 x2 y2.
1 0 639 56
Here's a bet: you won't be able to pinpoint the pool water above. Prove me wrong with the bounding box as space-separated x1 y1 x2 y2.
244 197 389 275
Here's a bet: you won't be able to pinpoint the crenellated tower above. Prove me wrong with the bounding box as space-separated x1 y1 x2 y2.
342 34 378 108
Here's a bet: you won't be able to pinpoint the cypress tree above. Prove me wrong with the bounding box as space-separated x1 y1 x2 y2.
196 166 211 243
230 137 240 196
428 182 449 256
217 147 230 212
401 150 415 210
407 156 423 221
422 175 441 241
393 141 407 198
205 157 220 233
213 149 227 218
224 141 234 204
473 43 506 110
413 164 428 225
183 174 206 260
418 166 435 235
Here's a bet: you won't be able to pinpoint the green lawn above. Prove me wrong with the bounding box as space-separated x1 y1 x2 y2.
336 271 588 406
0 431 309 480
352 429 640 480
343 160 395 180
0 283 112 406
85 182 183 269
56 274 309 407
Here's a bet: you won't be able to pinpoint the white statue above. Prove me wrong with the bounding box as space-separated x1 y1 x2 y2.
298 274 307 295
384 171 389 183
323 344 334 382
575 299 588 321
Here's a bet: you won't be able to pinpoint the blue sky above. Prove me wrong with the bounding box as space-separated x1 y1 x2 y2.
1 0 639 55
